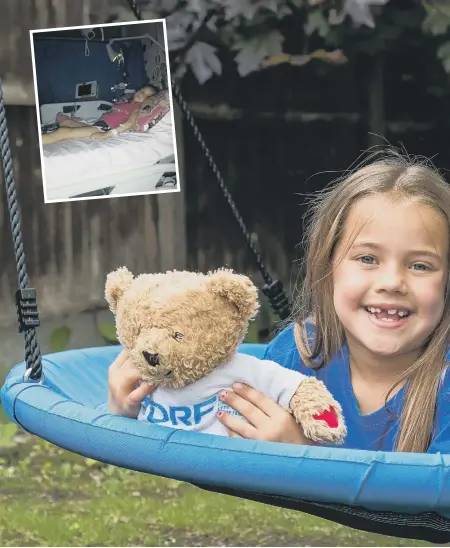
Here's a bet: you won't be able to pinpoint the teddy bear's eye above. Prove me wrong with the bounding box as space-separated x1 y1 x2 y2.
173 331 183 341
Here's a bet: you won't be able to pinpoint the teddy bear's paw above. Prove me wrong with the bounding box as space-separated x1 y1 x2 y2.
312 406 339 428
308 405 347 444
303 414 347 444
290 377 347 444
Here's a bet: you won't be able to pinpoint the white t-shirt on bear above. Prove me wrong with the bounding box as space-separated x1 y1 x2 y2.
138 352 306 436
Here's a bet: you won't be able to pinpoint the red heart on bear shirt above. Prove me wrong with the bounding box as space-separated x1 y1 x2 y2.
313 406 338 428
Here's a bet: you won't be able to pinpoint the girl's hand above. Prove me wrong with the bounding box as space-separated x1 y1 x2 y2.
217 383 312 445
108 350 154 418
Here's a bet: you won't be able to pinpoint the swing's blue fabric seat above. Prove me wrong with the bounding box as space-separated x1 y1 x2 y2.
2 342 450 533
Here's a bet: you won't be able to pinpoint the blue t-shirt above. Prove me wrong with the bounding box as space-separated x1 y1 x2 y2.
263 324 450 453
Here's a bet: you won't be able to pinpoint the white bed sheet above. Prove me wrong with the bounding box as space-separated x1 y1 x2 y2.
69 161 177 199
42 113 176 200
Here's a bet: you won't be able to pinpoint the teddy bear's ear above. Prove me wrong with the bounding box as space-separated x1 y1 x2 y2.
206 269 259 320
105 267 134 313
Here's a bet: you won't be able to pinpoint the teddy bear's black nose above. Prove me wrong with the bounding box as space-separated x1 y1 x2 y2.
143 351 160 367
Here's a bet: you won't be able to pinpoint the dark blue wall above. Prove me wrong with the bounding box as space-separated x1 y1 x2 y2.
33 38 147 105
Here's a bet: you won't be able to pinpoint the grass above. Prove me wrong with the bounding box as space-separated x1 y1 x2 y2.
0 431 441 547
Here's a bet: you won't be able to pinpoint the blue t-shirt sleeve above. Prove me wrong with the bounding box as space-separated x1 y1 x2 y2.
263 323 316 377
428 374 450 454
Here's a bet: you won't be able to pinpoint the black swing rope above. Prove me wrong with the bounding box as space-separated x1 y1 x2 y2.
0 80 42 381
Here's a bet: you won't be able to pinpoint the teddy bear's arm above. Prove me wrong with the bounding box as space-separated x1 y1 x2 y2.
233 354 306 409
233 354 346 445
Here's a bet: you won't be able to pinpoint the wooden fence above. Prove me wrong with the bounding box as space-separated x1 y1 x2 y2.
0 0 186 326
1 0 448 327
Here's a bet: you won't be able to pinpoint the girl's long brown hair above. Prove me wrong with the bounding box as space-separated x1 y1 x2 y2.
294 152 450 453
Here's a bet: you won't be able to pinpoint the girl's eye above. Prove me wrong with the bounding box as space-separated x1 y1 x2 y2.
357 255 376 265
411 263 431 272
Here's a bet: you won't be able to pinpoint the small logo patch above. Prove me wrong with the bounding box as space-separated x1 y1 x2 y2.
217 398 247 422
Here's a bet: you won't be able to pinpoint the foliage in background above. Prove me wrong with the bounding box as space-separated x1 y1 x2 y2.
49 325 72 352
0 423 18 449
98 321 120 345
109 0 450 84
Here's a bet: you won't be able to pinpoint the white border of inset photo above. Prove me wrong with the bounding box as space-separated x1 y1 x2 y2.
29 19 181 203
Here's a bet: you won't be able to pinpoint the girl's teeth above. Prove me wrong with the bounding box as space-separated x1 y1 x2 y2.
366 307 410 318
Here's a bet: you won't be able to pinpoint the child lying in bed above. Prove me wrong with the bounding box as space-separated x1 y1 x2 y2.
41 86 170 145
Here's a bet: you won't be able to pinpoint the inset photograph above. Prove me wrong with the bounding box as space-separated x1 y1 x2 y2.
30 20 180 202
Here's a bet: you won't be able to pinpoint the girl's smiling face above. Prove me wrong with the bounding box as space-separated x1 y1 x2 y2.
332 195 449 358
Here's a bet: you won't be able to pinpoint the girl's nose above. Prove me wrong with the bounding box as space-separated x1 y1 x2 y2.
374 265 408 293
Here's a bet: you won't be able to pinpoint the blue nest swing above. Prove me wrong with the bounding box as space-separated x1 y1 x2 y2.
2 2 450 542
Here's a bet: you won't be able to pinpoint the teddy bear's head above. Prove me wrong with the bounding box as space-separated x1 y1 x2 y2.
105 267 259 388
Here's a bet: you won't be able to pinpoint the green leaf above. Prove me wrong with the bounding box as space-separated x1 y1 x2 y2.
98 321 119 344
0 423 18 448
437 40 450 58
304 10 329 38
428 0 450 18
422 7 450 36
324 27 343 47
437 41 450 73
49 325 71 352
441 55 450 74
233 30 284 76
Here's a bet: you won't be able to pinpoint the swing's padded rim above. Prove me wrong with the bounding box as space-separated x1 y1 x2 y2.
2 343 450 541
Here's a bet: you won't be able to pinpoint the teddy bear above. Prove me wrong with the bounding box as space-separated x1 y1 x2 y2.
105 266 347 444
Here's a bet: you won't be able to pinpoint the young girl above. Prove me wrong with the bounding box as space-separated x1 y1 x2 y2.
41 86 157 145
108 152 450 453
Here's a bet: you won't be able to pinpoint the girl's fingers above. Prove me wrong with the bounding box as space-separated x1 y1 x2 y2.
109 349 129 372
219 389 267 427
226 428 242 439
115 359 144 389
232 383 283 417
128 382 155 406
123 364 143 381
219 412 258 439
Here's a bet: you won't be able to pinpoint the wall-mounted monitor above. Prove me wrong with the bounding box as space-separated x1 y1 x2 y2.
75 80 99 100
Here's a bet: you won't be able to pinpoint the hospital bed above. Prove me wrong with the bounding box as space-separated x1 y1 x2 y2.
40 102 179 202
